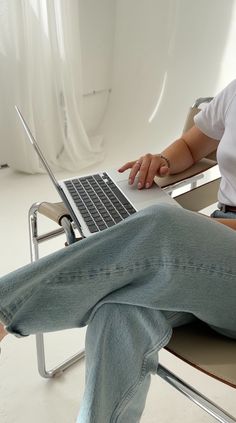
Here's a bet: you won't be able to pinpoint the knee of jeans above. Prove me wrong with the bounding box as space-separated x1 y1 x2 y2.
86 303 129 354
88 303 147 340
141 203 180 232
139 203 175 222
89 302 171 342
89 303 125 329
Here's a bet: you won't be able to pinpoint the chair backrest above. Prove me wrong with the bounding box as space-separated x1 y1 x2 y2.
182 97 217 161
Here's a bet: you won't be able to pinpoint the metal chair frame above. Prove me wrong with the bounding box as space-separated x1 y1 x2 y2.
28 202 85 378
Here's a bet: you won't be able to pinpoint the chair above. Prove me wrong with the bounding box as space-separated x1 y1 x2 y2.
28 97 236 422
160 322 236 423
28 201 84 378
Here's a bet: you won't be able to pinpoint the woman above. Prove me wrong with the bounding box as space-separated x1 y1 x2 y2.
1 80 236 422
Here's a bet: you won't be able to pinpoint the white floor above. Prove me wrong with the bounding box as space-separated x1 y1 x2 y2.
0 163 235 423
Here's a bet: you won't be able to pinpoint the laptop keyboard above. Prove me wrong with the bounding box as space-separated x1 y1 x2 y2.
65 172 136 233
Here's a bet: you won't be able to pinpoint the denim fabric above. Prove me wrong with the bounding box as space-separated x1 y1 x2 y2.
79 307 194 423
0 203 236 422
211 208 236 219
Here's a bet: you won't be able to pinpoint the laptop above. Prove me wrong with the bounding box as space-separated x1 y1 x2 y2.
15 106 177 238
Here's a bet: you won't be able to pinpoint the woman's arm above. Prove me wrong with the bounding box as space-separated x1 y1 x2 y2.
119 125 219 189
161 125 218 173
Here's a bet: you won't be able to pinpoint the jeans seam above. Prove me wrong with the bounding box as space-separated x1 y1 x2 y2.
55 258 236 282
0 285 41 327
111 326 173 422
0 306 11 325
2 257 235 328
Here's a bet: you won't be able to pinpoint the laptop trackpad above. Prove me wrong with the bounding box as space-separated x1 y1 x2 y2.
113 176 178 210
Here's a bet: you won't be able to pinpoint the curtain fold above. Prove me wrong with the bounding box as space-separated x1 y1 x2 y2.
0 0 105 173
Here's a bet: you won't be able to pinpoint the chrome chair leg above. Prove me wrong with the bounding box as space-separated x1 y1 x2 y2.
28 203 85 378
157 365 236 423
36 333 85 378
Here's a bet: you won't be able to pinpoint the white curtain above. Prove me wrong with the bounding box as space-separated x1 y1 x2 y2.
0 0 104 173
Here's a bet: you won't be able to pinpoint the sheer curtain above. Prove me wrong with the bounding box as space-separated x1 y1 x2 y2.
0 0 104 173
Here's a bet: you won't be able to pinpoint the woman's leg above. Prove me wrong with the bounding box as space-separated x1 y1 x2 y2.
77 305 194 423
0 203 236 337
1 203 236 421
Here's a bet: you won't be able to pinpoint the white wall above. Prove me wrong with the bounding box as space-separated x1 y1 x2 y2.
99 0 236 164
79 0 116 135
1 1 236 168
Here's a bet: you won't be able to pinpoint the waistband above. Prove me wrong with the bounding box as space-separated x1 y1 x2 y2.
218 202 236 213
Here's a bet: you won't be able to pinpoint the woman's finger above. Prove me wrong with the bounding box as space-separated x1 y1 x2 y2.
118 161 136 173
144 156 162 188
128 158 143 185
137 154 153 189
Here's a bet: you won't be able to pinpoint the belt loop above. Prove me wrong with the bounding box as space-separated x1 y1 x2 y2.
218 202 226 212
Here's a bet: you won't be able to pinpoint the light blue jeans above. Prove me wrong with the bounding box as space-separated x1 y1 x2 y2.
1 203 236 422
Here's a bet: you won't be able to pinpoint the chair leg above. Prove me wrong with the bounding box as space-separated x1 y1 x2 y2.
36 333 85 378
28 203 85 378
157 365 236 423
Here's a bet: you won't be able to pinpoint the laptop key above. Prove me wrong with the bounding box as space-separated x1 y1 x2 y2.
68 173 137 232
86 223 98 233
106 220 115 227
97 223 107 231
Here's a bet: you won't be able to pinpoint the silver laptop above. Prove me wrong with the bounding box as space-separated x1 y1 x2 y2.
15 106 176 238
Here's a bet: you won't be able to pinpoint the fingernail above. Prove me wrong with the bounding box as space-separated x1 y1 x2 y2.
145 182 150 189
138 182 142 189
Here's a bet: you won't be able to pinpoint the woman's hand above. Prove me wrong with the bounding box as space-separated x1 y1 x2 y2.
118 153 170 189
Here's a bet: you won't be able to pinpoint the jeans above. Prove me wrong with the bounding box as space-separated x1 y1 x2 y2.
211 208 236 219
0 203 236 422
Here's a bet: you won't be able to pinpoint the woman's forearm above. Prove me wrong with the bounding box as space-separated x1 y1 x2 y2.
161 125 218 175
161 138 195 175
118 125 218 189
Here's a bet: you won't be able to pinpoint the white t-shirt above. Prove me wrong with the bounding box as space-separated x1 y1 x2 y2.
194 79 236 206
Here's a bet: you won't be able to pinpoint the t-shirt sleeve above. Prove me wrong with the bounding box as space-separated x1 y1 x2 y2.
194 79 236 140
